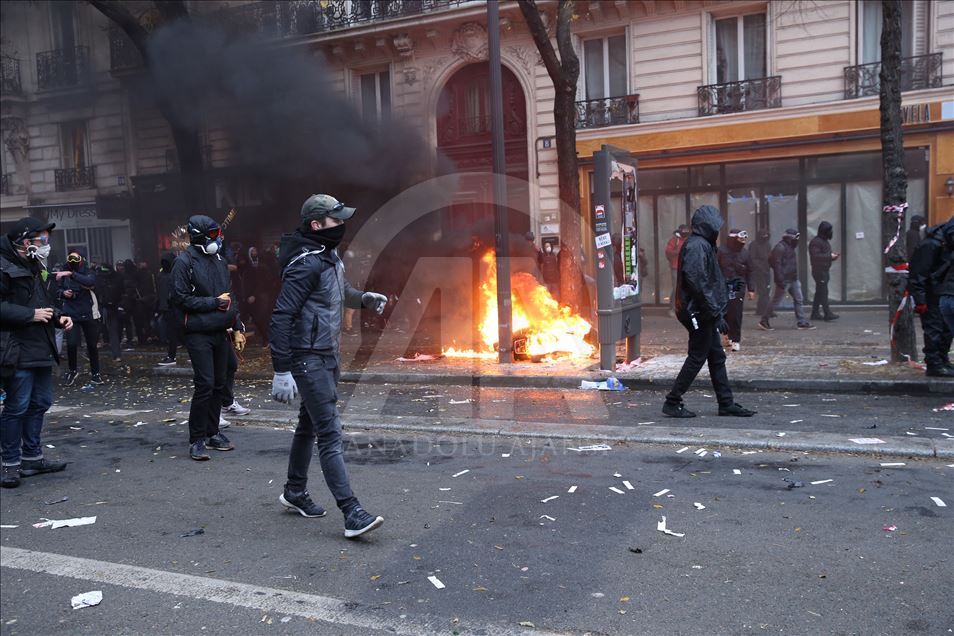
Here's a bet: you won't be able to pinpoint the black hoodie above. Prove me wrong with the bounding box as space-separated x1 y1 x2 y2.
809 221 834 274
675 205 727 324
718 235 752 290
905 215 925 261
0 236 60 369
909 219 954 304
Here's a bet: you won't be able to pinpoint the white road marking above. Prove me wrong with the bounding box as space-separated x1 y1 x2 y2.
0 547 555 635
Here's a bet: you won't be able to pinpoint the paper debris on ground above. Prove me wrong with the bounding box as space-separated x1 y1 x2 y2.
452 470 470 478
811 479 833 485
567 485 578 493
568 444 613 452
924 427 949 431
849 438 885 445
579 378 625 391
540 496 559 503
930 497 947 507
539 515 556 521
427 576 445 589
733 469 742 475
776 432 786 437
932 403 954 412
615 359 642 372
397 353 441 362
70 591 102 610
656 516 685 538
44 496 69 506
0 525 19 529
501 453 510 458
880 462 906 467
862 360 889 366
883 525 897 532
36 516 97 529
693 502 706 510
790 419 804 424
448 399 472 405
676 447 689 454
653 489 670 497
608 487 625 494
622 481 634 490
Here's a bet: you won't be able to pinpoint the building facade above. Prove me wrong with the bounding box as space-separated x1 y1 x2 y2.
2 0 952 303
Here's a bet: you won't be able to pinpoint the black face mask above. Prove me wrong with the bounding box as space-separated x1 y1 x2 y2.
304 223 346 250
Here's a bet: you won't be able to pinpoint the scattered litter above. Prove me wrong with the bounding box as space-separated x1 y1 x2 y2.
437 501 463 505
862 360 889 366
784 479 805 489
613 473 622 478
180 528 205 538
280 617 291 624
653 489 670 497
905 432 917 436
452 470 470 478
567 485 577 493
694 449 706 456
880 463 905 467
568 444 612 452
656 516 684 538
579 377 625 391
518 622 535 628
849 438 885 445
397 353 440 362
932 403 954 412
608 487 625 495
427 576 445 589
712 451 721 458
883 525 897 532
820 414 840 418
501 453 510 458
70 591 102 610
698 450 708 457
930 497 946 508
539 515 555 521
924 427 950 431
448 399 472 405
811 479 833 485
540 496 559 503
0 525 19 529
732 469 742 475
45 444 55 449
676 447 689 454
778 467 791 472
741 451 759 455
34 516 97 529
133 422 146 427
439 488 451 491
783 404 800 407
622 481 634 490
44 497 69 506
615 359 642 372
790 420 803 424
776 432 786 437
693 502 706 510
628 547 643 554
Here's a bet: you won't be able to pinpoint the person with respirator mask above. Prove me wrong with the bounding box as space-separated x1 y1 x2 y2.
170 215 246 461
269 194 388 539
1 218 74 488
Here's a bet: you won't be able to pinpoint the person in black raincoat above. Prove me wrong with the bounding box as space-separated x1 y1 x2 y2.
809 221 839 322
909 218 954 377
717 228 753 351
663 205 755 419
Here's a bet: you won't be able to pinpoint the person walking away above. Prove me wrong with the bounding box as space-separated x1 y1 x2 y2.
906 215 926 262
95 261 123 362
717 229 754 351
662 205 755 419
909 218 954 377
118 260 138 349
749 228 772 317
759 229 815 331
59 252 103 386
539 241 560 300
1 218 74 488
171 215 242 460
809 221 840 322
664 224 690 313
935 223 954 334
270 194 389 538
157 255 179 366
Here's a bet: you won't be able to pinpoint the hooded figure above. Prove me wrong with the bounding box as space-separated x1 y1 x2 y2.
761 228 814 330
905 214 926 261
808 221 839 321
664 205 755 419
908 219 954 377
718 229 752 350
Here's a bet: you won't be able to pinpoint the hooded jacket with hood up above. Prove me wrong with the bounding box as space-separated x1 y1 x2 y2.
675 205 727 324
170 216 240 334
269 230 366 374
909 219 954 304
905 215 925 261
809 222 835 275
769 232 799 286
718 234 752 291
0 235 60 370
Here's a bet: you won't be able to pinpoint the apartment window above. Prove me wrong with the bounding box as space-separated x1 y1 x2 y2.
713 13 767 83
50 1 76 50
859 0 924 63
583 34 627 99
60 121 89 169
359 70 391 124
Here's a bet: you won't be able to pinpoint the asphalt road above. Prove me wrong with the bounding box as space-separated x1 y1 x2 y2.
2 417 953 634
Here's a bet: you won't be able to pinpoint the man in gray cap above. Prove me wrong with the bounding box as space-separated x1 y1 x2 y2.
270 194 388 539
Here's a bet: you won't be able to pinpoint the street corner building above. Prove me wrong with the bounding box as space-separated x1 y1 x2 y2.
0 0 952 307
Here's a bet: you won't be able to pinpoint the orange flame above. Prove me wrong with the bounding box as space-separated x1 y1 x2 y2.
444 251 595 361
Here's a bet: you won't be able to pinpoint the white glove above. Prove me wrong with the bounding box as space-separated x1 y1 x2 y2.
362 292 388 315
271 372 298 404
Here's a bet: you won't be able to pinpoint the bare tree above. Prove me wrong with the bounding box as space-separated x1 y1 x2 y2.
517 0 584 312
88 0 206 211
878 0 916 362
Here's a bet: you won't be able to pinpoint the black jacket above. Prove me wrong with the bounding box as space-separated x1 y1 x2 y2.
749 236 772 275
269 231 365 373
0 236 60 369
909 220 954 304
59 263 98 321
718 237 752 291
157 257 173 312
675 205 727 324
809 222 834 275
905 215 925 262
170 246 240 334
769 238 798 285
95 264 123 309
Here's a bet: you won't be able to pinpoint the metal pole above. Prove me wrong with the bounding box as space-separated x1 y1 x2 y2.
488 0 511 364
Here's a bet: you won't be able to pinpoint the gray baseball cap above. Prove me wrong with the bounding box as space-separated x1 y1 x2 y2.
300 194 356 223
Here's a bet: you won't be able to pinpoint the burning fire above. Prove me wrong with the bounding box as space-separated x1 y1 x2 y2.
444 251 595 361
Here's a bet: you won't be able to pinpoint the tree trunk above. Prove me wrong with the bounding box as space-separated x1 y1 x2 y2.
879 0 916 362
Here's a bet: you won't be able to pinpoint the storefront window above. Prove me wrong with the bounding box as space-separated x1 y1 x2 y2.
657 194 686 303
637 196 656 304
726 158 798 184
845 181 884 301
765 190 799 260
689 165 721 189
726 189 758 239
806 184 844 302
640 167 687 191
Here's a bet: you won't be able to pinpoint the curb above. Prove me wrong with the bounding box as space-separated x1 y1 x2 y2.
218 410 954 460
154 365 952 396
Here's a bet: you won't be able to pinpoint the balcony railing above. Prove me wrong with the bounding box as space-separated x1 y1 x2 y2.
844 52 943 99
575 94 640 129
36 46 90 90
697 76 781 117
1 56 22 94
55 166 96 191
109 27 143 72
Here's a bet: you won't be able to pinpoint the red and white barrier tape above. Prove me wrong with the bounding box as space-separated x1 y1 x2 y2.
889 291 911 344
882 201 908 256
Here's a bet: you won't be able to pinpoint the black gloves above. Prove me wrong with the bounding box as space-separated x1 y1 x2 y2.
717 318 729 335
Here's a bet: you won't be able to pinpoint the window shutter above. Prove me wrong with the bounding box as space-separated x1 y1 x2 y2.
913 1 928 56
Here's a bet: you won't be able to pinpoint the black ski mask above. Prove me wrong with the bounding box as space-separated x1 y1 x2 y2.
303 222 347 250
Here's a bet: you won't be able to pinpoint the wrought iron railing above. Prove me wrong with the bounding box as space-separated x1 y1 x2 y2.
844 52 943 99
1 56 22 94
108 27 143 71
55 166 96 191
1 174 10 195
697 76 781 116
575 94 640 129
36 46 90 90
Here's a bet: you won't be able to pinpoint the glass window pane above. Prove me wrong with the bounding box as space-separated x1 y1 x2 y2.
637 196 657 303
806 152 880 181
657 194 687 305
378 71 391 121
742 14 766 79
715 17 739 83
608 35 627 97
765 191 799 278
584 39 605 99
806 184 843 302
861 1 882 64
725 158 798 184
689 165 721 188
726 189 758 242
907 177 926 224
639 167 687 191
360 73 377 123
845 181 883 301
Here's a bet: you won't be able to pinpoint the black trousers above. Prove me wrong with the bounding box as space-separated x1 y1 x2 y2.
184 331 229 443
221 344 238 408
666 319 734 408
161 310 180 359
286 353 357 512
919 303 953 370
66 319 100 374
726 296 744 343
102 307 122 360
811 270 832 317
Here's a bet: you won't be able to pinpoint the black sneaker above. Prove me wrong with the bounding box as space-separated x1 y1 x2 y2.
190 440 210 461
158 356 177 366
1 465 20 489
797 323 817 330
925 366 954 378
824 313 840 321
344 506 384 539
758 319 773 331
19 458 67 476
719 403 757 417
662 402 696 418
280 490 327 518
90 373 105 385
205 433 234 451
64 370 79 386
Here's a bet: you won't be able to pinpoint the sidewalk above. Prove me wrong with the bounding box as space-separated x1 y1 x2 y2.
148 307 951 395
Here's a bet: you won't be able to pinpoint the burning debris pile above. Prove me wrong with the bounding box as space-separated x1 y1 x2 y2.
444 251 595 362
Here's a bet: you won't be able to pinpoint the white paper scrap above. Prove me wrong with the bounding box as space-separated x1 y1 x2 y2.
862 360 889 366
676 447 689 454
448 399 472 405
568 444 613 452
694 449 706 456
501 453 511 458
732 469 742 475
608 487 625 494
452 470 470 478
439 488 451 491
539 515 555 521
924 427 950 431
653 489 670 497
427 576 445 589
44 516 97 529
698 450 708 457
613 473 622 477
776 433 786 437
693 502 706 510
567 485 578 493
930 497 947 508
656 516 684 538
622 481 634 490
810 479 833 485
850 438 885 445
880 463 905 467
790 420 803 424
0 525 19 529
540 496 559 503
71 590 102 610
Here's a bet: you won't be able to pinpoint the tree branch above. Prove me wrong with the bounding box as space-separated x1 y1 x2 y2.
87 0 149 52
554 0 579 94
517 0 565 89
